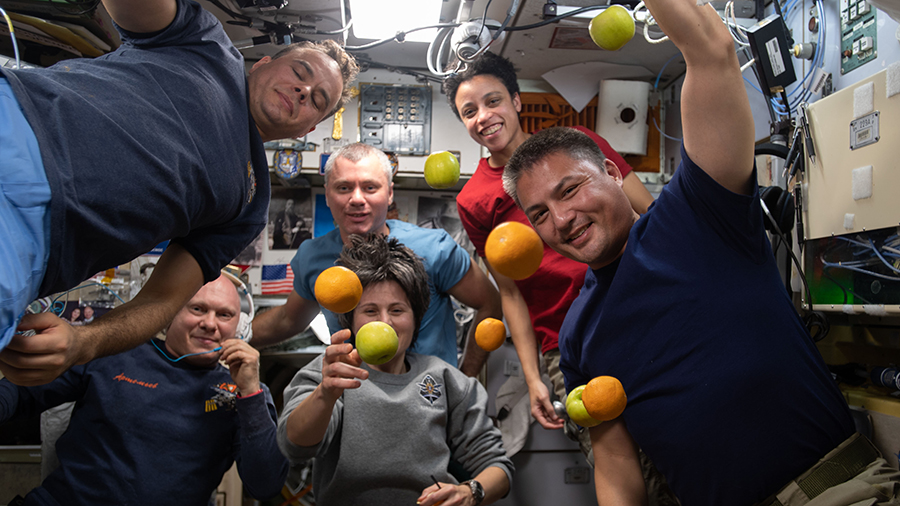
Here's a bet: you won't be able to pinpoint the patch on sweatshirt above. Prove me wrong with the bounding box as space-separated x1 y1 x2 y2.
417 374 443 405
205 382 238 412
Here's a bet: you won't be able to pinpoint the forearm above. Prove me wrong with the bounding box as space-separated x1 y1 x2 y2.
251 291 318 349
249 306 296 348
236 392 289 499
454 262 502 377
284 385 338 447
459 308 492 377
591 420 648 506
477 465 511 505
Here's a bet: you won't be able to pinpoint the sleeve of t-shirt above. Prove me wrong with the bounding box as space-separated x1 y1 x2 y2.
173 209 267 285
115 0 228 49
427 229 472 292
573 126 634 178
671 144 768 260
457 200 490 258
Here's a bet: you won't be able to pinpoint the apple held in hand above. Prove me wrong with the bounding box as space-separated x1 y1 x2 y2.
588 5 635 51
424 151 460 189
565 385 603 428
355 321 399 365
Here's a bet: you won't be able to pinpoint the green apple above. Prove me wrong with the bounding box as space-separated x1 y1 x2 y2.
424 151 460 189
355 321 399 365
565 385 602 428
588 5 635 51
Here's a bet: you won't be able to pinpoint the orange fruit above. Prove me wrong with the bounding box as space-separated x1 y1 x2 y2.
484 221 543 280
475 318 506 352
582 376 627 422
314 266 363 314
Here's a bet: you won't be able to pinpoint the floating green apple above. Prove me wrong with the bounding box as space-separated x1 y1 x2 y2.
565 384 602 428
588 5 635 51
355 321 399 365
424 151 460 189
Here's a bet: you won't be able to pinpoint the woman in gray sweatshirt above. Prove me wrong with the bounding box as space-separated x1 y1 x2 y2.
277 233 514 505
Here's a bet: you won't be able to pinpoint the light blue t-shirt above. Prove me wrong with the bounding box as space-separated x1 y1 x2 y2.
291 220 471 366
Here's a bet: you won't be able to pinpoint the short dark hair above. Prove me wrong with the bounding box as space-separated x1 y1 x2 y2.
272 40 359 117
503 127 608 208
336 234 430 347
441 52 520 121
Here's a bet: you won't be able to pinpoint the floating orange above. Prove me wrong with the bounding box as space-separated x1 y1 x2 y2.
582 375 627 422
314 266 363 314
484 221 543 280
475 318 506 352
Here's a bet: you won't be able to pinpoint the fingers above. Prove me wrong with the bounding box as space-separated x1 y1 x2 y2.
329 328 352 345
416 484 449 506
218 339 259 365
0 318 80 386
533 402 566 430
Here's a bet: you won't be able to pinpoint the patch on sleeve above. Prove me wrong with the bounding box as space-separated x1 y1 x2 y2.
417 374 443 405
205 382 238 412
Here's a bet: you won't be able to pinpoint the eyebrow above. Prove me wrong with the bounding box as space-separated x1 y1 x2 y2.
295 60 332 109
523 175 577 216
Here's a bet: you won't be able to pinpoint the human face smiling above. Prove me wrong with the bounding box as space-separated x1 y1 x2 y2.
516 152 638 270
248 48 343 142
454 75 529 166
325 155 393 244
164 276 241 367
351 281 415 374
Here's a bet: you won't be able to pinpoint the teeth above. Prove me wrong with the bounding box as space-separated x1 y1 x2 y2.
482 124 501 136
568 227 586 242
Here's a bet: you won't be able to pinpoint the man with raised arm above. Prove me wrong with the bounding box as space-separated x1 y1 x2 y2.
501 0 898 504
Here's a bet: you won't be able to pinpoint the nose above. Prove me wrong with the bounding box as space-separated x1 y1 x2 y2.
293 83 311 103
348 186 365 205
198 311 217 331
549 203 575 232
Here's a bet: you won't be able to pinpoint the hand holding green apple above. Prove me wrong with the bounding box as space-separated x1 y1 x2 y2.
320 329 369 402
355 321 400 366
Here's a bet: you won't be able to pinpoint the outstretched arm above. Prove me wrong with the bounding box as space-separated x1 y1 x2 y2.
486 261 563 430
450 261 502 377
644 0 755 195
101 0 177 33
251 290 321 349
283 329 368 447
0 243 203 386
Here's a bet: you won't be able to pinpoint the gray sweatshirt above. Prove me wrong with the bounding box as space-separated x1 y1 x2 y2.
277 352 514 505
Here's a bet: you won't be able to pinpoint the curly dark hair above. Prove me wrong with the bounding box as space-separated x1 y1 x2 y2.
441 52 520 121
336 234 430 347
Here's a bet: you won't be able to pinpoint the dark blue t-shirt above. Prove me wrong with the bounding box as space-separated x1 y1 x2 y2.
559 145 854 506
0 0 269 295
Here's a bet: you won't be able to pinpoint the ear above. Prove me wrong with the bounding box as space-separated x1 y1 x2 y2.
249 56 272 73
513 92 522 113
604 159 624 185
388 182 394 205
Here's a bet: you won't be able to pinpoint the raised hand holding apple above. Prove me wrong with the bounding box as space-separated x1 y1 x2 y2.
320 329 369 402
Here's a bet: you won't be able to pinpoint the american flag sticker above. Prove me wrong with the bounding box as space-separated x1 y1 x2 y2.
261 265 294 295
